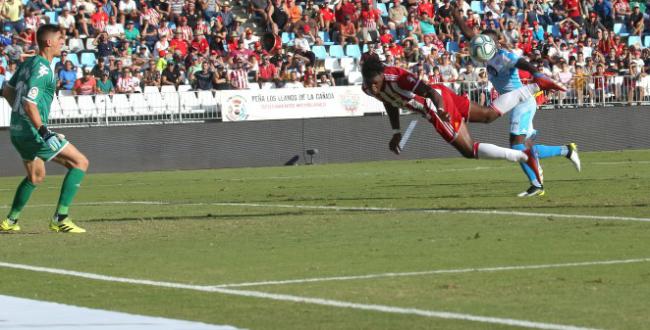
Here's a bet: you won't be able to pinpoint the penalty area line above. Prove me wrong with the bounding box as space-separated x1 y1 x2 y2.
210 257 650 288
0 261 598 330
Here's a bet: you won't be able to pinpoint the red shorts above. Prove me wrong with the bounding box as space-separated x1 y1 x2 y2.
429 84 470 143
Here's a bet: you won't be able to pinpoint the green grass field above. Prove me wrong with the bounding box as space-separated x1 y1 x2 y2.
1 150 649 329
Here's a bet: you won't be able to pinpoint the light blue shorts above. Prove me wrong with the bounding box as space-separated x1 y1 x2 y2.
509 97 537 138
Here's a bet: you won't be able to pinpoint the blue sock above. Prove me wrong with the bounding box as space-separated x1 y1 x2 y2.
536 145 568 159
512 144 542 187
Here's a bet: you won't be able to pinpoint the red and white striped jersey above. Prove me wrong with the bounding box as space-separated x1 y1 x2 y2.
362 66 429 113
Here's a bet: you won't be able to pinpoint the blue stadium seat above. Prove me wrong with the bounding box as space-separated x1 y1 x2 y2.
319 31 334 45
311 45 328 60
628 35 642 47
644 35 650 48
67 53 80 67
44 11 57 24
51 56 60 69
445 41 459 53
345 44 362 59
362 44 369 53
377 2 389 17
281 32 295 45
470 1 484 14
80 52 97 67
551 24 561 37
613 23 629 37
328 44 345 58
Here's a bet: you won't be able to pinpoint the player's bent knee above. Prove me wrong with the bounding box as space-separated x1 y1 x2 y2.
28 174 45 185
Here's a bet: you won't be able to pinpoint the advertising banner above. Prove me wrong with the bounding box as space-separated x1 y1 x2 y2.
219 86 385 122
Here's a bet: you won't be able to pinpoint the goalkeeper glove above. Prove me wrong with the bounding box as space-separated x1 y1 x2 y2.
38 125 65 151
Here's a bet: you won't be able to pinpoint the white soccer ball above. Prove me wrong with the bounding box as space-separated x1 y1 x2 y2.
470 34 497 63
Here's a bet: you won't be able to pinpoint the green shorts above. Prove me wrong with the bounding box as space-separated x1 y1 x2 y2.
10 134 69 162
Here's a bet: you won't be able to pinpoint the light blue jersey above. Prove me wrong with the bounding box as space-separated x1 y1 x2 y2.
486 49 522 94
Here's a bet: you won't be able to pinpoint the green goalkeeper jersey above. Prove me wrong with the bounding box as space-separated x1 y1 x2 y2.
7 55 56 137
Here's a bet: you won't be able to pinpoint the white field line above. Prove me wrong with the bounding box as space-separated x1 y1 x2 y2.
211 258 650 288
0 261 598 330
1 200 649 223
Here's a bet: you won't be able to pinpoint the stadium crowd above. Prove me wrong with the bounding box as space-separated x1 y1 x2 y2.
0 0 649 104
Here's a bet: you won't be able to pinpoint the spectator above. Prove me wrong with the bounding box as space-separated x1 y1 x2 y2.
360 2 381 44
268 0 289 35
338 16 358 47
626 63 645 104
91 57 110 79
249 0 271 28
256 55 277 86
169 30 189 57
192 61 218 90
105 15 125 46
227 58 249 89
628 4 644 37
217 1 235 31
143 59 162 87
124 20 140 43
1 0 24 33
73 67 98 95
162 62 182 86
95 32 114 60
593 0 614 29
116 67 140 93
438 53 458 82
317 71 335 87
388 0 408 38
58 8 76 36
58 60 77 91
318 3 334 33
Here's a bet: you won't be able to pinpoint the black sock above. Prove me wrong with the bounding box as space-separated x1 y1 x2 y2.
565 145 573 158
57 214 68 222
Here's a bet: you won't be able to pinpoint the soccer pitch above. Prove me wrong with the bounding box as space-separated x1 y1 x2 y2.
1 150 649 329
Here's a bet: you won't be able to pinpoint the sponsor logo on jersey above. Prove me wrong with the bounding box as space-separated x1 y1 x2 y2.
28 87 39 99
37 64 49 78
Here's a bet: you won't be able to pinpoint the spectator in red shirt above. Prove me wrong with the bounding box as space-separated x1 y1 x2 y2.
73 68 98 95
360 2 381 43
338 16 358 47
319 3 335 32
379 26 393 44
256 56 277 86
335 0 357 23
418 0 434 19
563 0 583 24
190 32 210 56
169 30 189 57
387 41 404 59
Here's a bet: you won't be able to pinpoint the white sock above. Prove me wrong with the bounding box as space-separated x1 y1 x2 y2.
491 84 540 116
475 143 527 162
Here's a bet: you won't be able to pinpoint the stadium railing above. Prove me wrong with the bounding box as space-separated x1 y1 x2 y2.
1 76 648 128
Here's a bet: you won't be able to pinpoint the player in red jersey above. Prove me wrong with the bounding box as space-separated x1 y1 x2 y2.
361 55 562 183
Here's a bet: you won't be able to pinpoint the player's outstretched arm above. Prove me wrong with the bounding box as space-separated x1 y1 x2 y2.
516 58 567 92
385 103 403 155
450 3 476 40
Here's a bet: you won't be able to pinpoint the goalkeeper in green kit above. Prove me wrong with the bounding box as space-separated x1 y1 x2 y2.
0 24 89 233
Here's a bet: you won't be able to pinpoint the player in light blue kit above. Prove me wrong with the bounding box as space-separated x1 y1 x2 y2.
452 7 581 197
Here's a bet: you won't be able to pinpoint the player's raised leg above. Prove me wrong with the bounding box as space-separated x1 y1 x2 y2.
450 122 528 162
50 143 89 233
467 84 541 123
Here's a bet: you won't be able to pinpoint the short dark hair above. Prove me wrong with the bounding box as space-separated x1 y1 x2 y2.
361 53 385 83
36 24 61 49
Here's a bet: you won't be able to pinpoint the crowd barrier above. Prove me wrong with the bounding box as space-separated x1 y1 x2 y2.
1 76 648 128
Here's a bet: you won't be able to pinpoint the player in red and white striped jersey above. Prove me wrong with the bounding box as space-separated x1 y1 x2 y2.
361 55 563 183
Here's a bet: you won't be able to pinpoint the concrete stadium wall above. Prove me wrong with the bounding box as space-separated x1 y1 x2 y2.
0 106 648 177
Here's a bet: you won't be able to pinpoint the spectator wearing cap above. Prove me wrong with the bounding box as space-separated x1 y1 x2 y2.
55 51 69 75
73 67 98 95
217 1 235 31
59 60 78 91
584 13 606 39
97 72 115 94
124 21 140 42
92 57 110 78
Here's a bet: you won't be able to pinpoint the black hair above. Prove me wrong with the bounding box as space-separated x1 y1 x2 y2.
36 24 61 49
361 53 385 82
481 29 498 43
